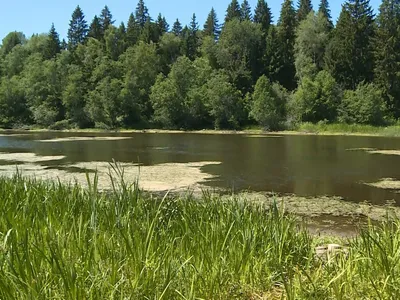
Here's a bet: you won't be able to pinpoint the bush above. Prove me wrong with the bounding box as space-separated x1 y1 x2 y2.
339 82 387 125
48 119 72 130
293 70 341 123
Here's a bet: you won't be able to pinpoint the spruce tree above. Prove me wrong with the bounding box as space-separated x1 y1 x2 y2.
327 0 375 89
88 16 102 40
67 5 88 50
276 0 297 90
297 0 313 22
185 13 199 60
374 0 400 117
99 5 114 34
136 0 149 28
254 0 273 32
126 13 140 46
204 8 221 39
225 0 241 22
156 13 169 36
172 19 183 36
45 23 61 59
318 0 333 29
61 39 67 50
241 0 252 21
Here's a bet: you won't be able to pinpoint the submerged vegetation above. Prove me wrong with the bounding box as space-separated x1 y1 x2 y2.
1 172 400 299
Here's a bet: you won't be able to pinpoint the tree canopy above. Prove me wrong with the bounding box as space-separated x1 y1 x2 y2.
0 0 398 130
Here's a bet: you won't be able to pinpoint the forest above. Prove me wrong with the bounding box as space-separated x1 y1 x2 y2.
0 0 398 131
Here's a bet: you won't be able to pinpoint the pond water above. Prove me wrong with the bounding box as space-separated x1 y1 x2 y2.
1 131 400 205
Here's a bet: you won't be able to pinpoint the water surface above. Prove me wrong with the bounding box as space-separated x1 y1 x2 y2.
1 131 400 205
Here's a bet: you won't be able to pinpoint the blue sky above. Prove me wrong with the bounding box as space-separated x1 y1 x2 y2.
1 0 382 41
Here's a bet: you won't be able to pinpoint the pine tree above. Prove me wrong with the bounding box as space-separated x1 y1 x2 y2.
276 0 297 90
45 23 61 59
318 0 333 29
241 0 252 21
254 0 273 32
374 0 400 117
297 0 313 22
136 0 149 28
172 19 183 36
126 13 140 46
204 8 221 39
67 5 88 50
326 0 375 89
88 15 102 40
225 0 241 22
99 5 114 34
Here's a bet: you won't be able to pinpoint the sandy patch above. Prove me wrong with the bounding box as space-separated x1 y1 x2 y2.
365 178 400 190
0 133 32 137
37 137 132 142
244 135 283 138
0 153 65 163
368 150 400 156
0 160 221 192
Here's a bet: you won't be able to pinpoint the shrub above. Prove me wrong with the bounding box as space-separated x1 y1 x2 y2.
339 82 387 125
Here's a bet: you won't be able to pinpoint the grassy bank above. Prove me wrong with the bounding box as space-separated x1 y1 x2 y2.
1 174 400 299
3 122 400 137
298 122 400 137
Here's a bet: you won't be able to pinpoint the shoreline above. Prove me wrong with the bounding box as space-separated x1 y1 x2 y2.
2 123 400 137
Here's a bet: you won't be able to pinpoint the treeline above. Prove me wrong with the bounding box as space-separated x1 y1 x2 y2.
0 0 399 130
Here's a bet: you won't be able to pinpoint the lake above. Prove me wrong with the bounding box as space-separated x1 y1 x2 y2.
1 131 400 205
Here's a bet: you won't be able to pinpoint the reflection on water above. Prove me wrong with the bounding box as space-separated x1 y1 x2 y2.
1 131 400 204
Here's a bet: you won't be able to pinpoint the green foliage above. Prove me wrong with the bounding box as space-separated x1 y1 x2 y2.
0 31 26 57
205 72 244 129
374 0 400 118
135 0 149 28
151 56 212 129
172 19 183 36
1 0 400 130
203 8 220 39
326 0 375 89
339 82 387 125
250 75 287 130
240 0 252 21
216 19 263 92
225 0 241 22
294 11 330 79
88 16 103 40
45 24 61 59
254 0 272 32
86 76 123 128
276 0 297 90
99 5 114 34
318 0 334 29
293 70 341 123
121 42 160 126
67 5 88 50
0 76 30 127
297 0 313 22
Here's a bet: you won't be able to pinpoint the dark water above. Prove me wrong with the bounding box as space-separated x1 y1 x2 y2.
1 131 400 205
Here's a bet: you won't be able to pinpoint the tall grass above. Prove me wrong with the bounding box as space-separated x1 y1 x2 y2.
298 122 400 136
1 170 400 299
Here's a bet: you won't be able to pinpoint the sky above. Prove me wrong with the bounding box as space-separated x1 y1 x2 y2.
1 0 382 41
